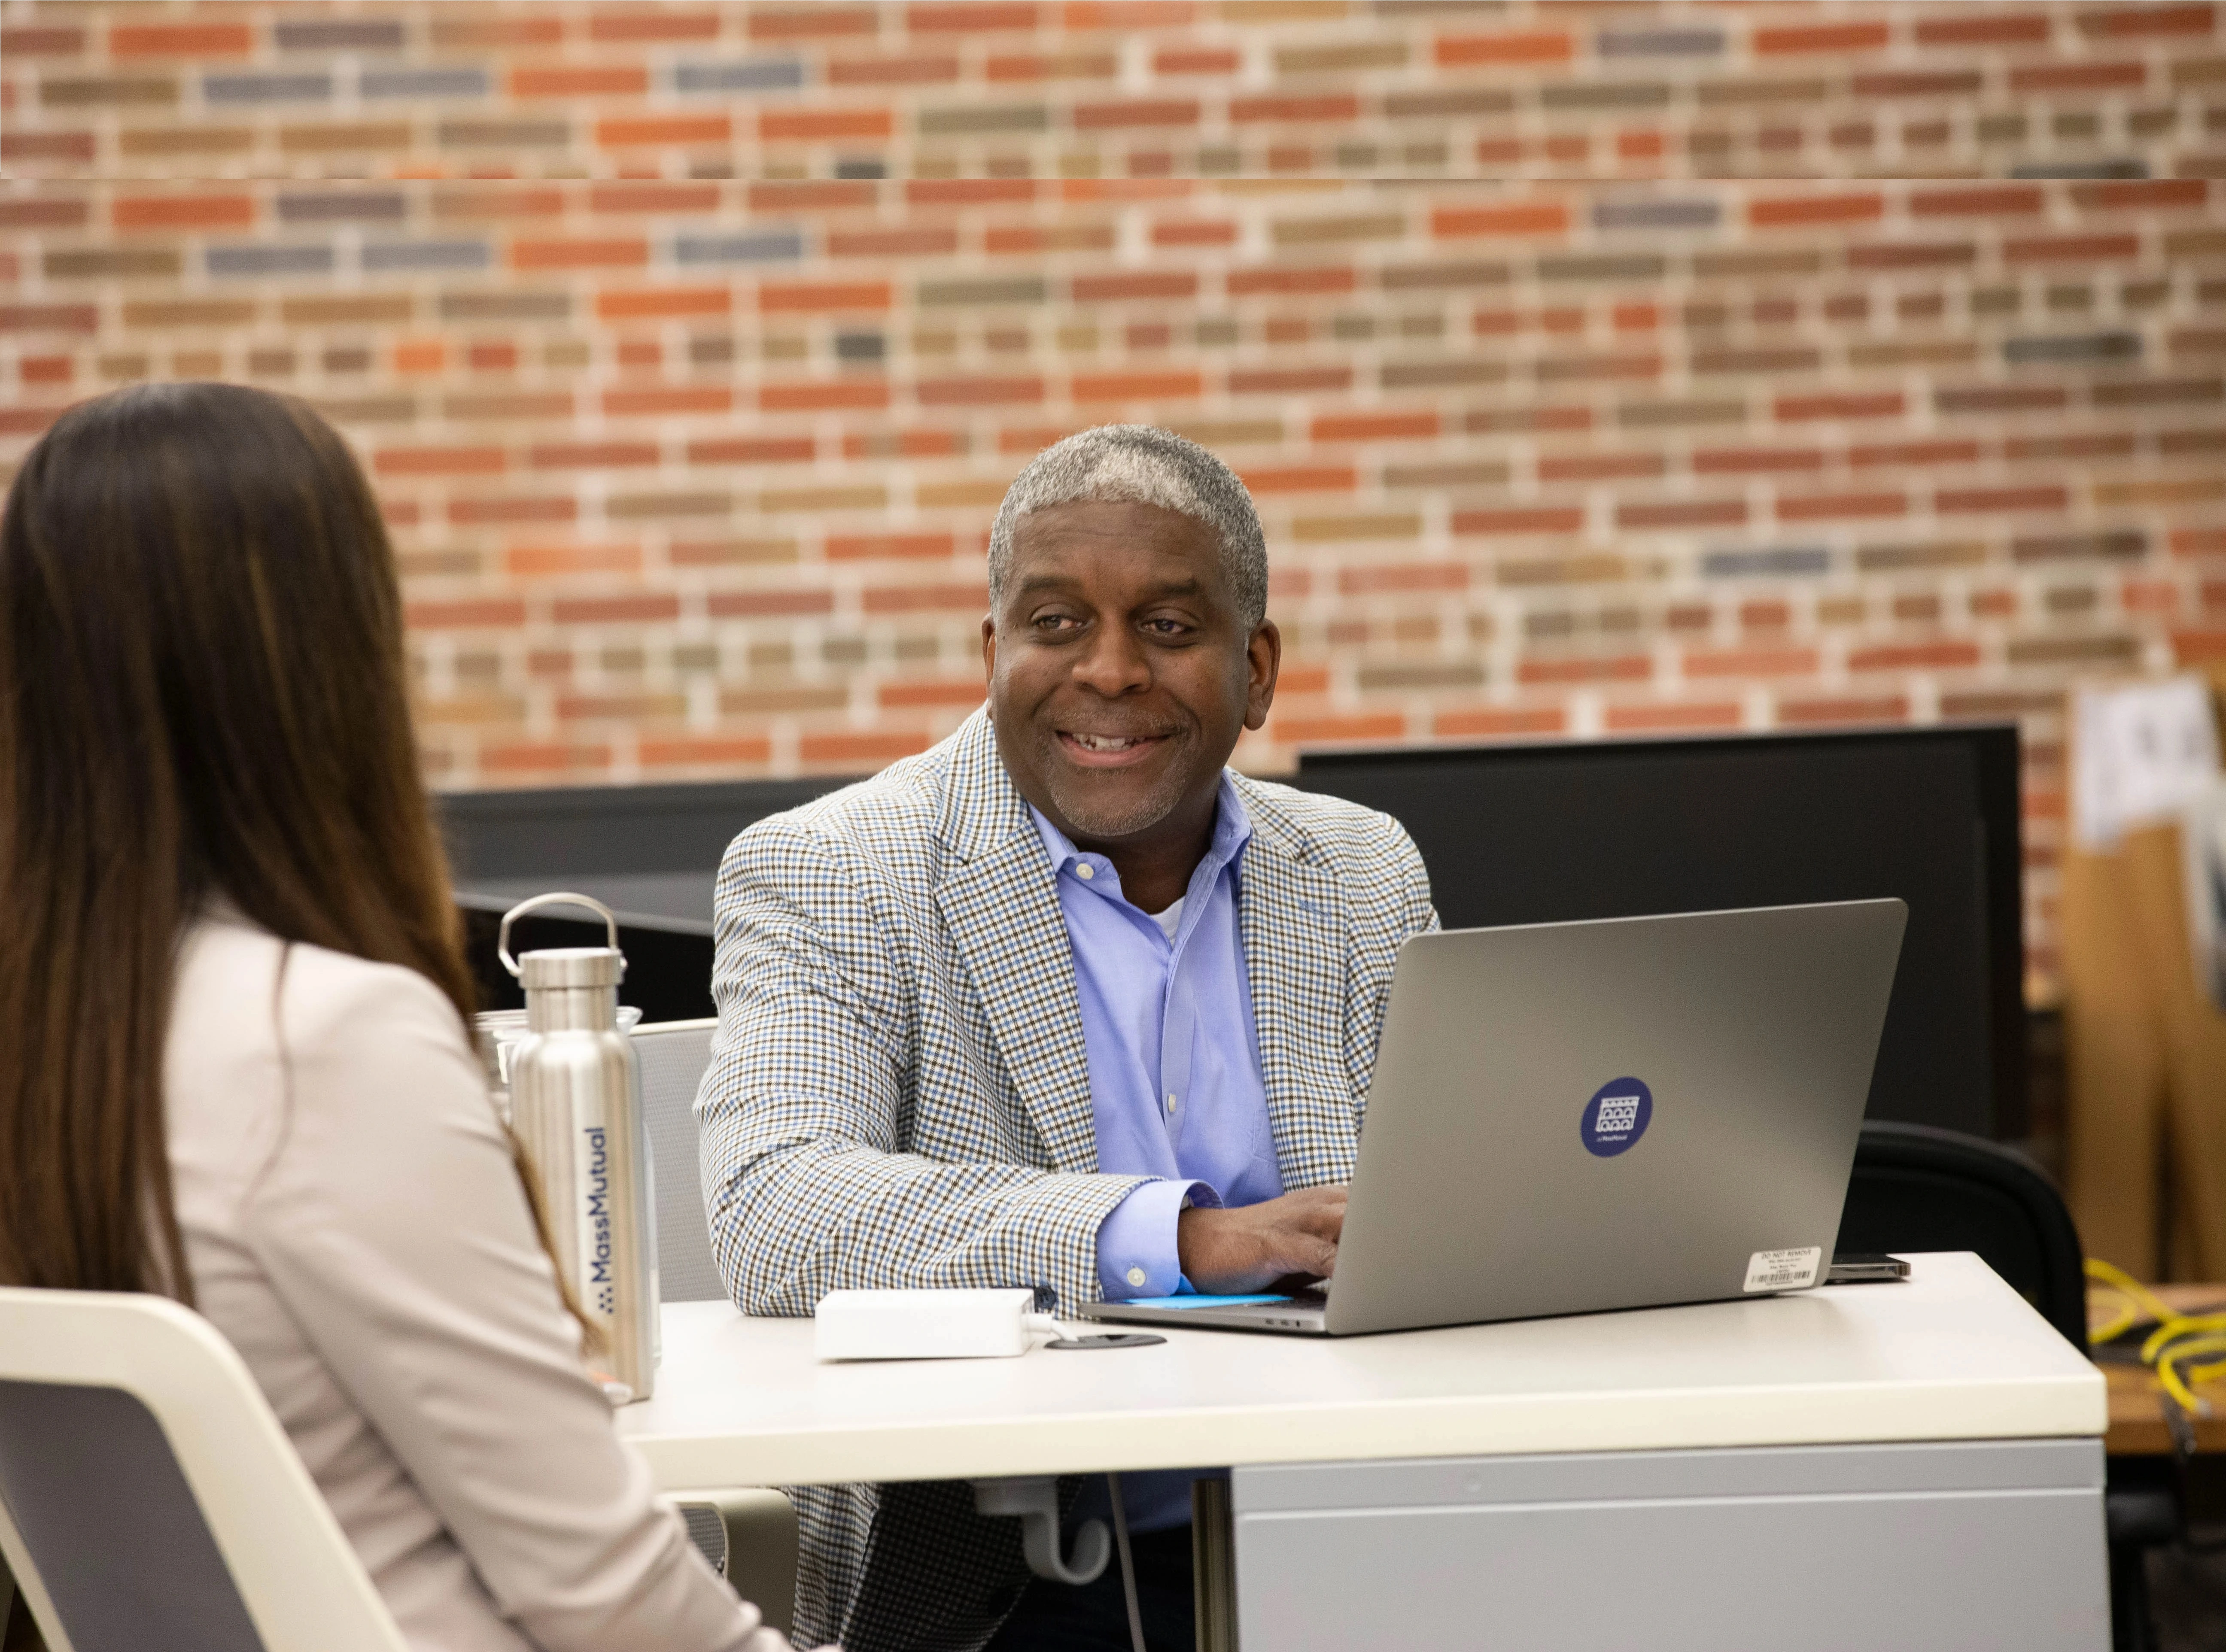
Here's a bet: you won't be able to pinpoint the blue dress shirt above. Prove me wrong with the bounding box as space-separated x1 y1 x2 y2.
1033 777 1283 1534
1031 777 1283 1298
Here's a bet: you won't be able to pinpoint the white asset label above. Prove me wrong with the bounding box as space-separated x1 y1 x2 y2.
1743 1247 1824 1292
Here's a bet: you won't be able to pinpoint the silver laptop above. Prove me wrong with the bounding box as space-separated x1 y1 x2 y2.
1080 900 1906 1338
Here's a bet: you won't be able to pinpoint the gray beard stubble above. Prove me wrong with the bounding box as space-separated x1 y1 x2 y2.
1031 724 1195 840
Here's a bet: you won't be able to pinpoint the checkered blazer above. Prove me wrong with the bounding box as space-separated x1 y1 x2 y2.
696 708 1437 1652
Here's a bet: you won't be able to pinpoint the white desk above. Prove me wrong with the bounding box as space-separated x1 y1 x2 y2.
622 1254 2110 1650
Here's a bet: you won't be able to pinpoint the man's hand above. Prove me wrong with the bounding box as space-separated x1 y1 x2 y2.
1175 1186 1347 1294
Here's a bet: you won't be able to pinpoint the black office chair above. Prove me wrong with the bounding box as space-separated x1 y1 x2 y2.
1835 1121 2176 1652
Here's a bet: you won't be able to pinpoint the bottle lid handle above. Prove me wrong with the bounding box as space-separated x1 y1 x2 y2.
498 892 621 979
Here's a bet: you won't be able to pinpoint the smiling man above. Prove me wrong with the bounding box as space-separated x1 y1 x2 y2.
697 426 1437 1652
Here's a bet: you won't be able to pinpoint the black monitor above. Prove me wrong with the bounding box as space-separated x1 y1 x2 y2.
1296 726 2024 1140
438 776 861 1023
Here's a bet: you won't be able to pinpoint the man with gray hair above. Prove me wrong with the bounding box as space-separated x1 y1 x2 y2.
697 426 1437 1652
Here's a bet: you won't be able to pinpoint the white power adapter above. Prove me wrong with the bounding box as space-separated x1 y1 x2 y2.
813 1288 1061 1361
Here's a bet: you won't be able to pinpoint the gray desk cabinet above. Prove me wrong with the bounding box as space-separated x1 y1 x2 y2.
1234 1438 2107 1650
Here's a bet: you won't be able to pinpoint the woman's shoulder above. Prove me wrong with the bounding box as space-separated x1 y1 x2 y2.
176 911 474 1078
173 912 504 1218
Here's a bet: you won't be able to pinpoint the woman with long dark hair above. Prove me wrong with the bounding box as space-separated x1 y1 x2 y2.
0 383 791 1652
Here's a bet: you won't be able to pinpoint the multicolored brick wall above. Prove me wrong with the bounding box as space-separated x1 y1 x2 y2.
4 2 2226 981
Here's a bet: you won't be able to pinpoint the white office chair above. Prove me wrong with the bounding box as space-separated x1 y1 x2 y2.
633 1015 732 1303
629 1018 800 1629
0 1275 797 1648
0 1284 410 1652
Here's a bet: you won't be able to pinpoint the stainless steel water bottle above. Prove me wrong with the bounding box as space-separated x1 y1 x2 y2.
474 1002 644 1127
498 893 660 1403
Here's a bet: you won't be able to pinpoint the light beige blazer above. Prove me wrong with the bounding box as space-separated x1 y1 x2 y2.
165 910 788 1652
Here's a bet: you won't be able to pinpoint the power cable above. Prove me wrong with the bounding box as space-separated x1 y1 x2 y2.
1104 1473 1147 1652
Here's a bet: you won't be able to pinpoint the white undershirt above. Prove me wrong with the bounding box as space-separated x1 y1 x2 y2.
1147 894 1185 943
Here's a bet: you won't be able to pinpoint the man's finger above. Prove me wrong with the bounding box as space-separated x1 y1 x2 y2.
1296 1202 1347 1240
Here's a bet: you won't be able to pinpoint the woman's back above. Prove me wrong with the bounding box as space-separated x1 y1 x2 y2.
166 908 776 1652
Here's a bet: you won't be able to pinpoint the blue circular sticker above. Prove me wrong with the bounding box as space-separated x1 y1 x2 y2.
1581 1078 1652 1157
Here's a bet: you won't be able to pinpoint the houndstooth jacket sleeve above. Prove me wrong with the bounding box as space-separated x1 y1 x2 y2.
696 717 1154 1320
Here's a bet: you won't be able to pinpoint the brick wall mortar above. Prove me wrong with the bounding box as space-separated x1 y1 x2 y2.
6 1 2226 982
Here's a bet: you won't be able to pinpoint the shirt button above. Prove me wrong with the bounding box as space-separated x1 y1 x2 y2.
1166 1092 1178 1112
1076 863 1095 881
1127 1266 1147 1287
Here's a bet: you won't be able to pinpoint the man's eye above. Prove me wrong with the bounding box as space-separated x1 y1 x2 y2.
1033 613 1083 632
1143 617 1191 636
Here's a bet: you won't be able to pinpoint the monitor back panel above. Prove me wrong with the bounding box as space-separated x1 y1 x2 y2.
1298 728 2018 1139
1328 901 1906 1337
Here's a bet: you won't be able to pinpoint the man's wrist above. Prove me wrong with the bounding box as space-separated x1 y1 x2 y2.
1096 1178 1204 1299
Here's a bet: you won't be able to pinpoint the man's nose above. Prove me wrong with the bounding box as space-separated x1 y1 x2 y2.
1070 622 1151 695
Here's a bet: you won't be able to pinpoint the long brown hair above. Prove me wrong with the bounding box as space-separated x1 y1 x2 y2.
0 383 478 1300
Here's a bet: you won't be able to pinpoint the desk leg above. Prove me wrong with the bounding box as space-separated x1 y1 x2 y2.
1192 1478 1237 1652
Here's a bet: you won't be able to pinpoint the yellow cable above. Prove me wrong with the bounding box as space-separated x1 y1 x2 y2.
2155 1335 2226 1415
2088 1285 2142 1346
2146 1313 2226 1367
2086 1257 2181 1327
2086 1256 2226 1419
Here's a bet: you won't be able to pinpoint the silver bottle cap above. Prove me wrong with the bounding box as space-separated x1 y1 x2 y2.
517 947 624 991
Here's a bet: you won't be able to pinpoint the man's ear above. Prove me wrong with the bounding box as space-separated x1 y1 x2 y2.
980 612 996 688
1243 619 1281 732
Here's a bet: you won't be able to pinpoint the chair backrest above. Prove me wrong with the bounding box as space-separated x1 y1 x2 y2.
1833 1120 2088 1351
0 1288 406 1652
633 1017 728 1303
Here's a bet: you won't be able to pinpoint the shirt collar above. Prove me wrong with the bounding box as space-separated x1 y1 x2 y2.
1029 772 1253 891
